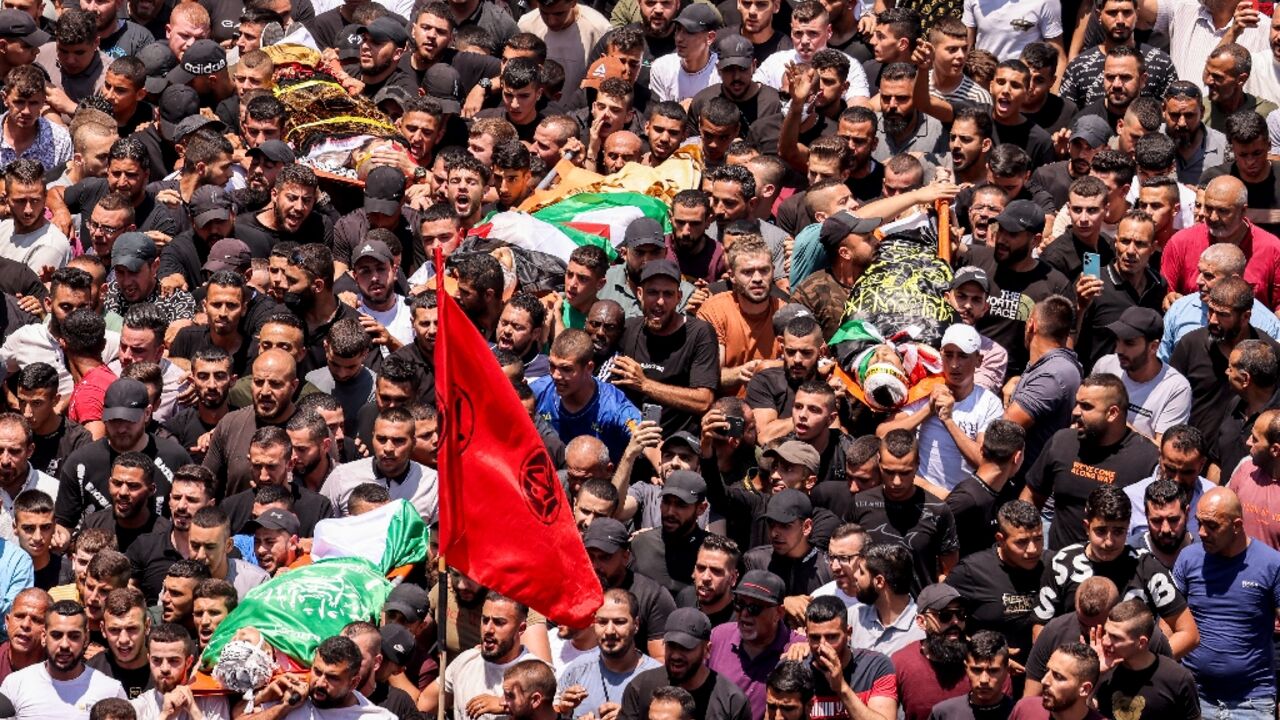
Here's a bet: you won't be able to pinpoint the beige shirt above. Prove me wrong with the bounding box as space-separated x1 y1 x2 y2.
517 5 610 91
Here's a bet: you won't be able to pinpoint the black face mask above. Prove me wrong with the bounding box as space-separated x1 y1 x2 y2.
282 290 313 314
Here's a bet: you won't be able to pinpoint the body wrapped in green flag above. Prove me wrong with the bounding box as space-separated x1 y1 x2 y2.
199 557 394 670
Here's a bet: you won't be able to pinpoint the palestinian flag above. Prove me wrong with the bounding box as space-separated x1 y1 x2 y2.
471 192 671 262
309 498 430 573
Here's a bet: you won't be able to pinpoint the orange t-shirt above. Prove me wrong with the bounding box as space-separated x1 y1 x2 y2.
697 291 785 396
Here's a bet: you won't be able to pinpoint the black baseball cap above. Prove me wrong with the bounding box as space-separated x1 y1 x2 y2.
716 34 753 70
247 140 295 164
384 583 430 624
337 23 363 60
763 489 813 523
111 232 158 271
357 16 409 46
158 85 200 141
102 378 150 422
583 518 630 553
0 9 48 47
818 211 882 249
950 266 990 293
917 583 962 612
137 42 177 94
380 623 416 666
661 431 700 456
734 570 785 605
994 200 1045 233
374 84 415 113
623 217 666 248
661 470 706 504
425 64 461 114
244 508 300 535
168 39 227 84
674 3 721 33
638 258 681 285
664 608 712 649
365 166 406 215
190 185 232 227
1106 306 1163 341
173 115 226 143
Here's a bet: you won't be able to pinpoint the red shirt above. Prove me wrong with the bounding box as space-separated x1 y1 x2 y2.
1161 222 1280 310
1008 695 1107 720
893 641 1014 720
1228 458 1280 551
67 364 117 425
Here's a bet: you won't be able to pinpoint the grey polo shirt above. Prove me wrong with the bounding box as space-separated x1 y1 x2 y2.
848 598 926 657
596 265 695 319
1174 124 1230 185
225 558 271 599
872 112 947 165
319 457 439 521
1010 347 1083 468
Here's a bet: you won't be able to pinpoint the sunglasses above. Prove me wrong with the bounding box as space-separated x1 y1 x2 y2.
734 600 772 617
1165 84 1202 100
931 609 966 624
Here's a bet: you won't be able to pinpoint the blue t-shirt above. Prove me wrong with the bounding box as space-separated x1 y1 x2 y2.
531 376 640 462
556 648 662 717
1174 540 1280 701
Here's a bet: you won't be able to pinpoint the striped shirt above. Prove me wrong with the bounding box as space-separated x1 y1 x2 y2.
930 71 992 110
1154 0 1272 90
1059 44 1176 107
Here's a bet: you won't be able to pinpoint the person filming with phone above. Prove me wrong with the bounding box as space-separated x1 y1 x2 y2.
1076 211 1167 371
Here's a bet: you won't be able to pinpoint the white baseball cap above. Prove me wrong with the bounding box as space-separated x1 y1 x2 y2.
941 324 981 354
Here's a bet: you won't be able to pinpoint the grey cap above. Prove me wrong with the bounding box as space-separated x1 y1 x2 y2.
0 10 49 48
356 15 409 45
661 470 707 504
190 185 232 227
337 23 363 60
365 166 407 216
716 34 753 69
950 265 990 293
917 583 962 612
384 583 430 624
247 139 295 164
173 115 226 143
202 238 252 273
763 440 821 475
1070 115 1113 148
353 238 395 265
111 232 158 272
137 42 178 94
772 303 814 336
663 607 712 649
624 217 666 248
583 517 630 553
102 378 150 422
157 85 200 141
674 3 721 33
244 508 300 535
661 431 701 456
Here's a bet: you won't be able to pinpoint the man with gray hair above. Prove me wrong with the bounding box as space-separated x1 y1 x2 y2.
1161 243 1280 360
1203 43 1277 131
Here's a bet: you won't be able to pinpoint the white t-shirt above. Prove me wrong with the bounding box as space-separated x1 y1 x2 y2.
0 220 70 271
1247 51 1280 106
1092 355 1193 441
282 693 396 720
755 48 871 105
0 662 126 720
132 688 230 720
547 632 596 678
962 0 1063 61
900 385 1003 490
649 53 720 103
445 647 547 720
358 296 415 351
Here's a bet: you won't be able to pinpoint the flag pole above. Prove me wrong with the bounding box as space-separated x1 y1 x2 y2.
432 246 448 720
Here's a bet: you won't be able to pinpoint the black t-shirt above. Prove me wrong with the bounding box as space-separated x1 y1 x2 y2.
169 325 250 377
54 435 191 529
397 50 500 97
848 161 887 203
197 0 241 41
101 20 154 59
944 474 1018 558
748 110 838 157
1201 161 1280 237
125 528 183 603
87 653 154 699
1031 160 1075 209
849 487 959 594
304 6 351 49
629 526 706 598
620 569 677 644
1033 542 1187 624
118 101 154 137
233 209 333 259
1024 95 1078 134
1170 326 1280 441
674 585 736 627
31 418 92 478
1076 99 1125 132
1038 232 1115 282
161 406 217 456
945 548 1041 667
745 365 800 419
157 230 210 295
65 178 179 245
368 683 423 720
475 107 543 143
1025 608 1173 683
221 483 332 537
991 118 1055 167
130 127 178 186
620 666 751 720
743 544 833 596
82 508 171 551
1027 428 1160 551
1094 655 1200 720
929 694 1015 720
617 316 720 434
333 207 422 272
976 261 1074 378
33 554 63 591
689 83 784 129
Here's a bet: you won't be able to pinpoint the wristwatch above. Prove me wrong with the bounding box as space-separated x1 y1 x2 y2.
413 166 429 183
479 77 493 91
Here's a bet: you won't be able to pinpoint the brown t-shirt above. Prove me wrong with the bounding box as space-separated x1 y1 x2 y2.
697 292 785 396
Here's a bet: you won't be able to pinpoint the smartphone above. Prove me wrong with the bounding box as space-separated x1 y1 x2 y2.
642 403 662 425
1257 0 1275 16
1082 252 1101 279
724 416 745 438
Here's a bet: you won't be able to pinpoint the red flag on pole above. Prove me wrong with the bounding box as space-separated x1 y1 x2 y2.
433 250 604 628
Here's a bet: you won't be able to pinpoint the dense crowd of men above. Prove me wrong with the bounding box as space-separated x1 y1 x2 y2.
0 0 1278 717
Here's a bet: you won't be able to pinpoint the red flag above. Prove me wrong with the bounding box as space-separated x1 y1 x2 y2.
434 251 603 628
